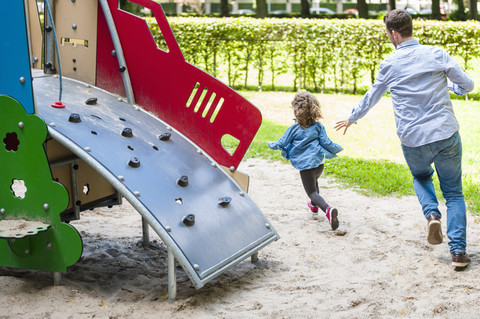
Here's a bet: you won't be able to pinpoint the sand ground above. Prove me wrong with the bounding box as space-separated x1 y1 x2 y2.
2 92 479 318
1 157 479 319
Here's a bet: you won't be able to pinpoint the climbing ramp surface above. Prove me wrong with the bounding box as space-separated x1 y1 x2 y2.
33 71 279 287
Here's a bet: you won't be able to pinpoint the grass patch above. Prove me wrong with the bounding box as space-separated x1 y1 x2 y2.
464 176 480 214
324 157 414 197
243 119 290 162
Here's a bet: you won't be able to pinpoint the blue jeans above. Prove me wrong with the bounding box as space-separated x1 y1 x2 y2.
401 132 466 254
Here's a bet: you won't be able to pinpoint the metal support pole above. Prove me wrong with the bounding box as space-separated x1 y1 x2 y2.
70 161 80 220
115 192 123 205
53 272 61 285
251 252 259 263
45 0 55 74
142 217 150 246
24 0 34 68
168 248 177 302
98 0 135 104
49 156 80 168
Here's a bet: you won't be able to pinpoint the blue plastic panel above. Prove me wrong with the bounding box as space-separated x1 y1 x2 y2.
0 0 35 113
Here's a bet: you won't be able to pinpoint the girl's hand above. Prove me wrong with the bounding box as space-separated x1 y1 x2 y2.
335 120 353 135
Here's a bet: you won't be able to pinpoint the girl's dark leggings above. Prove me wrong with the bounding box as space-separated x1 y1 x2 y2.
299 164 328 212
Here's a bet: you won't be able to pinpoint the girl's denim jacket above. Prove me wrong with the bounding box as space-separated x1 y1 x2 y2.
268 122 342 171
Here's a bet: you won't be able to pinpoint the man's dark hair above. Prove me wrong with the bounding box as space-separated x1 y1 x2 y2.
384 9 413 38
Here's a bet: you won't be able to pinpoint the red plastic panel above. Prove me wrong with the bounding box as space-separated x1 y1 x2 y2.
96 4 126 97
96 0 262 168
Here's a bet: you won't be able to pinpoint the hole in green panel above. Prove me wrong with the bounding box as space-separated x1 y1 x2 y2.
11 179 27 199
3 132 19 151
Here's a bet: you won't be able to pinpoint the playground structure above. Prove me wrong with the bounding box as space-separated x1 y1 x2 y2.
0 0 279 301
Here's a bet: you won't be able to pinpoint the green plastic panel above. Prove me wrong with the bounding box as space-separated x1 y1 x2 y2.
0 95 82 272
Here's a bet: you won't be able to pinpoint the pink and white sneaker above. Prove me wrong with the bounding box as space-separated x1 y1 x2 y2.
307 201 319 213
326 207 339 230
307 202 319 219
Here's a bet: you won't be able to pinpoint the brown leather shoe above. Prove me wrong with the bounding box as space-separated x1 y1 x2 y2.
427 215 443 245
452 253 471 268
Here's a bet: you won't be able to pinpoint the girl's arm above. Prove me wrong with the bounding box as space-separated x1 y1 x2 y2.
268 125 296 150
318 124 343 155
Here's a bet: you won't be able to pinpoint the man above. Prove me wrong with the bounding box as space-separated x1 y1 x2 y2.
335 9 474 268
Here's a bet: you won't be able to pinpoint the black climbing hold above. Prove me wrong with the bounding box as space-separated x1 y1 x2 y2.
85 97 98 105
128 157 140 168
68 113 81 123
122 127 133 137
159 133 171 141
177 176 188 187
45 25 52 32
119 66 126 72
182 214 195 226
218 197 232 207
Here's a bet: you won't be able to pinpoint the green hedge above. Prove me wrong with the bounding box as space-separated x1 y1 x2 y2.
149 18 480 93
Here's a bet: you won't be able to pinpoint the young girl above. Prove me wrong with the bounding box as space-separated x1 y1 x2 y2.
268 92 343 230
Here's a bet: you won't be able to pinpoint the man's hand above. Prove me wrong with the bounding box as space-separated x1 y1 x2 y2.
335 120 353 135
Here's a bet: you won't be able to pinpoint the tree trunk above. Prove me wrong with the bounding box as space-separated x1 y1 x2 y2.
300 0 310 17
336 0 343 13
431 0 441 19
358 0 369 18
457 0 465 14
388 0 396 11
470 0 478 20
220 0 229 16
455 0 467 20
256 0 268 18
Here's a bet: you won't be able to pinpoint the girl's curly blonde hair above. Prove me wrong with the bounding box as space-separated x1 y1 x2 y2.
291 91 323 128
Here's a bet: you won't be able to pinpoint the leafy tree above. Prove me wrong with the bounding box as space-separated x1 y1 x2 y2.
450 0 467 20
164 18 480 94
